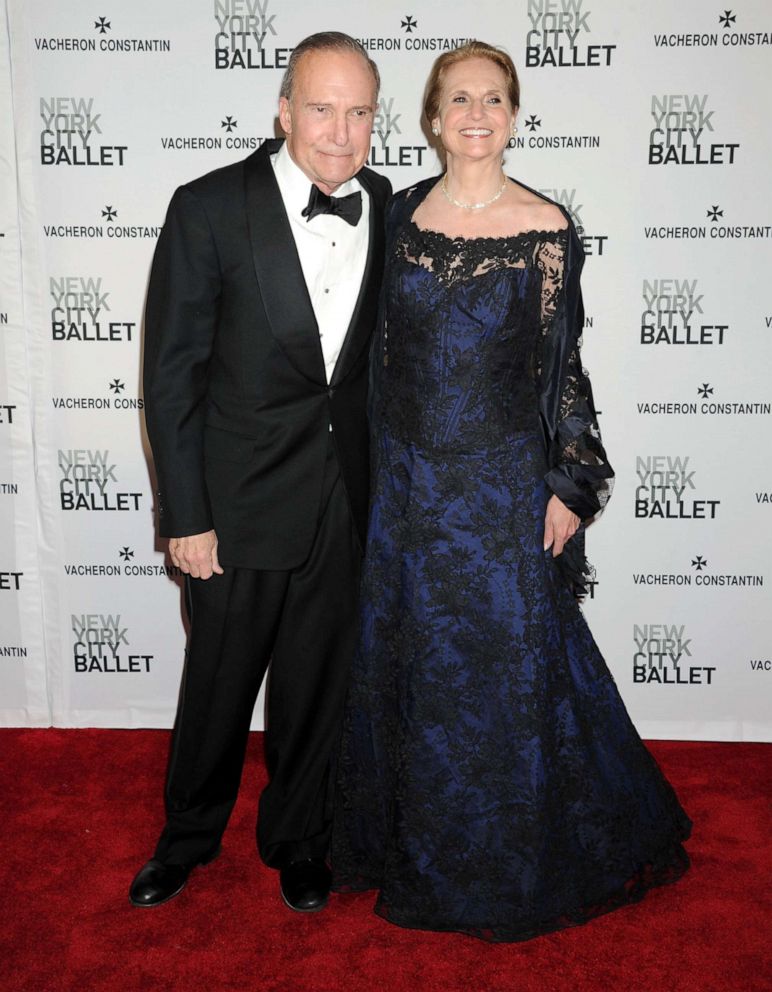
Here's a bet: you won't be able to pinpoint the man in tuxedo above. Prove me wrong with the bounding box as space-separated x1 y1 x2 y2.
130 32 390 912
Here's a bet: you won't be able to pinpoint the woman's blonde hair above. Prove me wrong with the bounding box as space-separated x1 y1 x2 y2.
424 41 520 124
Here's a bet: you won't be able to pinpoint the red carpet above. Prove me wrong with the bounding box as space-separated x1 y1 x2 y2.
0 730 769 992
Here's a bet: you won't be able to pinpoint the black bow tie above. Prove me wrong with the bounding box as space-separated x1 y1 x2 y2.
301 185 362 226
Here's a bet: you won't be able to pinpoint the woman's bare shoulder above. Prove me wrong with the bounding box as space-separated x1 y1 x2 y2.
508 181 569 232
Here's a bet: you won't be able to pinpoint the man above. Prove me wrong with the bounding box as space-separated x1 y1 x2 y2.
130 32 390 912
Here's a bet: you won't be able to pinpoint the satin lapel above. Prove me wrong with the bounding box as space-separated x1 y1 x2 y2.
331 173 384 387
244 141 326 386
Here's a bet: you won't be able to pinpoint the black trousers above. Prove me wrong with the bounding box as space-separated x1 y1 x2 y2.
154 445 361 869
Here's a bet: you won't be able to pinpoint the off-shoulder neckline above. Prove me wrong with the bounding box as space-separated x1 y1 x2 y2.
406 217 569 246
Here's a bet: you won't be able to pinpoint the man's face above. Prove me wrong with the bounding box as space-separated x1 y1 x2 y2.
279 49 376 195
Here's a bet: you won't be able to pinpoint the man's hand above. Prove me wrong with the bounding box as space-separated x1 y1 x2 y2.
543 495 580 558
168 530 224 579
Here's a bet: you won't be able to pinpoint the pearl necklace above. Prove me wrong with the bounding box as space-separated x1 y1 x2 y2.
440 173 508 210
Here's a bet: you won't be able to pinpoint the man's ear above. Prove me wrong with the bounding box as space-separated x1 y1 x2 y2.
279 97 292 135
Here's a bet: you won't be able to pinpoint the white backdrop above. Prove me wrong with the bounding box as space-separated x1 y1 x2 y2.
1 0 770 739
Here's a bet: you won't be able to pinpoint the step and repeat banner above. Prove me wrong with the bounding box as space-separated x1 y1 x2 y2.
1 0 770 738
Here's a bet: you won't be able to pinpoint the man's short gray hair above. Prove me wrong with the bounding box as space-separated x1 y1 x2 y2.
279 31 380 102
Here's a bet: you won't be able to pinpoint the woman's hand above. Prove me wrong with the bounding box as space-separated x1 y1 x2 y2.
543 495 580 557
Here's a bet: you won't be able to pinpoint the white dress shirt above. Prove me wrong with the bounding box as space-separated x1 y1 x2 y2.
271 142 369 384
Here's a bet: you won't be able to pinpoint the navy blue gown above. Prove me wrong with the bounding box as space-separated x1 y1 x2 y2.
332 184 691 942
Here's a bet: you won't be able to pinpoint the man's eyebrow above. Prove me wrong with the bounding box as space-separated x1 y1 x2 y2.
301 101 374 113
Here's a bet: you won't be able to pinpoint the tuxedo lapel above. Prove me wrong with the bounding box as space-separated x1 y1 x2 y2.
244 140 326 386
330 171 385 387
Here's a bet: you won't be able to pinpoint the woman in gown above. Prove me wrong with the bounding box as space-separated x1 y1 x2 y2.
332 41 691 941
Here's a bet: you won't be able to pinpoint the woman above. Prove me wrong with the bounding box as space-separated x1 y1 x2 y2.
332 42 691 941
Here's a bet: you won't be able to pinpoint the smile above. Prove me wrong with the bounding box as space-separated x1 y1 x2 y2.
459 128 493 137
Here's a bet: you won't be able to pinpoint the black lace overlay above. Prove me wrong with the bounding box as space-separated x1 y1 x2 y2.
332 186 691 942
381 221 549 450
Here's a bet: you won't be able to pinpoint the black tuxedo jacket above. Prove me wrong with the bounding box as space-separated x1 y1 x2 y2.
143 139 391 569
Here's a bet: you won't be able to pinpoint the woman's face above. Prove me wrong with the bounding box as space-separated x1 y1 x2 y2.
432 57 516 165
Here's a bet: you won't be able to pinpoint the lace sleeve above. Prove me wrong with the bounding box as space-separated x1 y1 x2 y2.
535 234 614 520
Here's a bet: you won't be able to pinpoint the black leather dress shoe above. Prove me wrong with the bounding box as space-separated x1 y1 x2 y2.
128 848 220 908
279 858 332 913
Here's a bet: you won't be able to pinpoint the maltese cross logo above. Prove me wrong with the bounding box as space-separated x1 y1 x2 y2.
401 15 417 33
94 17 111 33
